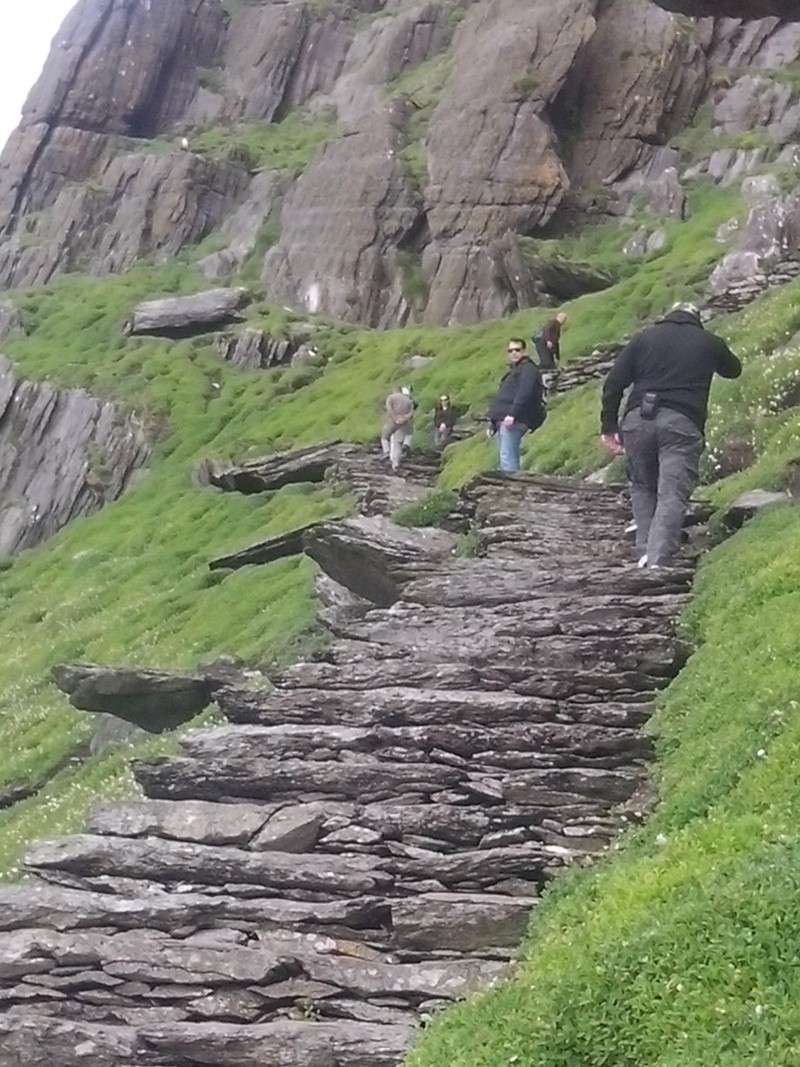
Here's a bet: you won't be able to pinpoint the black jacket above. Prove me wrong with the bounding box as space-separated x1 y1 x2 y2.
434 403 459 430
490 358 545 430
601 310 742 434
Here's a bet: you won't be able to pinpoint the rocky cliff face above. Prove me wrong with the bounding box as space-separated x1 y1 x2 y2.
1 0 799 327
0 354 149 556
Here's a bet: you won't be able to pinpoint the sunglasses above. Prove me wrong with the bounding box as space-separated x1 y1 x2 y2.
507 347 523 354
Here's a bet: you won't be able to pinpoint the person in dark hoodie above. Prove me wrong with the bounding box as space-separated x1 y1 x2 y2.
489 338 546 473
601 303 741 568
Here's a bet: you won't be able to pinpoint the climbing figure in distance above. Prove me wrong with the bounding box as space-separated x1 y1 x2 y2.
433 394 459 448
381 385 415 473
600 302 741 569
533 311 567 391
489 338 546 474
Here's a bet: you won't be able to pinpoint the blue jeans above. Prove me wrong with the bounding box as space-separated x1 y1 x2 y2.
498 423 526 473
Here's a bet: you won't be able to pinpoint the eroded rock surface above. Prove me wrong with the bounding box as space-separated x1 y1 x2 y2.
0 356 149 556
124 288 250 338
1 0 799 323
0 452 694 1063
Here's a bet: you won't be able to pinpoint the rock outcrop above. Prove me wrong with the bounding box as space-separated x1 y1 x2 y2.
1 0 797 326
124 288 250 337
0 355 149 557
0 441 695 1062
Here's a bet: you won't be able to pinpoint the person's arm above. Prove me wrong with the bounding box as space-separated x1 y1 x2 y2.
714 338 742 380
600 340 638 436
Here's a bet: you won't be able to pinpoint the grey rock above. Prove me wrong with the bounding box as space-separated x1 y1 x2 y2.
89 715 150 756
124 288 250 338
303 515 457 607
0 301 21 341
623 229 650 259
250 805 327 853
298 951 507 1002
87 799 277 847
216 328 300 372
646 228 668 254
26 835 393 896
141 1019 413 1067
52 664 214 732
404 354 434 371
723 489 790 530
209 523 314 572
209 441 353 494
391 893 536 951
0 356 150 557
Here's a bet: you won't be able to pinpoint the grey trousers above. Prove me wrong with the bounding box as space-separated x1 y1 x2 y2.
621 408 703 566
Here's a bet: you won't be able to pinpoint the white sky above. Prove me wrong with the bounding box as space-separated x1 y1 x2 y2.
0 1 77 149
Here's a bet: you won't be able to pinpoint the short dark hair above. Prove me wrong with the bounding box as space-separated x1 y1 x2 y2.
508 337 526 348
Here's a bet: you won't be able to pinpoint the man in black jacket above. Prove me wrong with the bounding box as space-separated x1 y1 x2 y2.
489 338 546 473
601 304 741 568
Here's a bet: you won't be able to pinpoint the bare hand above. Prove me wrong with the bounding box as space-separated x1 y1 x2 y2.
600 433 623 456
502 415 515 428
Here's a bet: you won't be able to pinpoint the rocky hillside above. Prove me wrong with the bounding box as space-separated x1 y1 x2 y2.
2 0 800 327
1 0 800 1064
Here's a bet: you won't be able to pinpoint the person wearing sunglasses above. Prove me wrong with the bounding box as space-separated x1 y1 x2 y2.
488 339 546 473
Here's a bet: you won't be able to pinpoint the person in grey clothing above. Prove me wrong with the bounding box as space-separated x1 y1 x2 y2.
381 386 415 472
600 303 741 568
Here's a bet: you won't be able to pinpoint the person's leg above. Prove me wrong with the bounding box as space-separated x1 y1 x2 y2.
499 424 524 473
621 411 659 560
389 428 403 471
648 412 703 566
535 338 553 370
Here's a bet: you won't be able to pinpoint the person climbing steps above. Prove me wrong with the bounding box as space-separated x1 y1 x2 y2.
381 385 415 473
488 339 547 474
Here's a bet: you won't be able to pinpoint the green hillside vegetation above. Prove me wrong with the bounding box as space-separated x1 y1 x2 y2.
0 174 793 946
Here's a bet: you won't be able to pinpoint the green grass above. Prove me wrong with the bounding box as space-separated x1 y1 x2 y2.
393 489 457 528
143 114 336 174
409 501 800 1067
0 180 756 876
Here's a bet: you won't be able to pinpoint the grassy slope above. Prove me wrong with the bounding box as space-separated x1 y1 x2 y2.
408 237 800 1066
409 502 800 1067
0 180 762 880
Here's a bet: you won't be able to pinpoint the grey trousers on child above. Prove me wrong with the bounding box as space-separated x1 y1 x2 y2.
621 407 703 566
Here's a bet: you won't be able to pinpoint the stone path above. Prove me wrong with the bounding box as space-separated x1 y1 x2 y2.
0 455 694 1066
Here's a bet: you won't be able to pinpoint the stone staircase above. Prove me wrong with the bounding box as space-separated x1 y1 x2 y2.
0 460 694 1066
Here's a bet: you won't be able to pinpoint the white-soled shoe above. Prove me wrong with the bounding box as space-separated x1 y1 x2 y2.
637 555 649 569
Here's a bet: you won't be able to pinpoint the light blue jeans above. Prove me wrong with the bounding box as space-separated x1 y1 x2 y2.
498 423 526 473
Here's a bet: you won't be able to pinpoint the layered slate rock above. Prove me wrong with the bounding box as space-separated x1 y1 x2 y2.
0 356 150 556
0 461 693 1064
52 665 216 734
124 288 250 338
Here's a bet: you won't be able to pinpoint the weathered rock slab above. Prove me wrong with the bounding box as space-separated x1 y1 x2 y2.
124 288 250 337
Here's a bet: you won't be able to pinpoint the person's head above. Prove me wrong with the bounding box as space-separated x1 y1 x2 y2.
400 385 412 397
556 312 567 326
439 394 450 408
507 338 526 364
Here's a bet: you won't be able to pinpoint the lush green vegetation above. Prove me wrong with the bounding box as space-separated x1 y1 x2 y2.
137 114 336 173
0 179 794 912
409 500 800 1067
393 489 458 528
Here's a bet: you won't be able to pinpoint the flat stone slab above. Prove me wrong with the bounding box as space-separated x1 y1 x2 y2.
52 664 214 732
124 287 250 337
209 441 351 494
209 523 315 571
